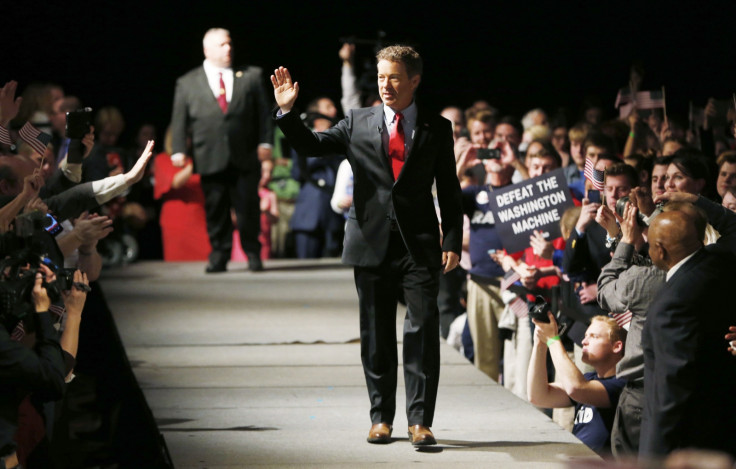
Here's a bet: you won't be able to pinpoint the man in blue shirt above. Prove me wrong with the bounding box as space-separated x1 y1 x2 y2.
527 313 626 455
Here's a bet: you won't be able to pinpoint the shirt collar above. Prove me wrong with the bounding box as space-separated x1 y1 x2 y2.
383 101 417 126
666 249 699 282
203 59 232 75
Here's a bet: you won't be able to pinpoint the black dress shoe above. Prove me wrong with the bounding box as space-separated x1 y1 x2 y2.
205 262 227 273
248 257 263 272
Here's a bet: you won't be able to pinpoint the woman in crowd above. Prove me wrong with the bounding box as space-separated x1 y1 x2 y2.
153 128 210 261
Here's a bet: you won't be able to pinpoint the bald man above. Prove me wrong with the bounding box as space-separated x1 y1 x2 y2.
640 206 736 458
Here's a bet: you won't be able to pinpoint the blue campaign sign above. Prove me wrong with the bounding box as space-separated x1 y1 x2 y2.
488 168 575 254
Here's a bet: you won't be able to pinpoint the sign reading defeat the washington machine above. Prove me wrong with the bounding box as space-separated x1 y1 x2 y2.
488 168 575 253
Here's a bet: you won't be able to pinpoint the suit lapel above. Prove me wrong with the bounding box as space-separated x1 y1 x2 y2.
408 109 429 161
229 68 245 113
370 106 393 178
196 67 221 111
396 107 429 181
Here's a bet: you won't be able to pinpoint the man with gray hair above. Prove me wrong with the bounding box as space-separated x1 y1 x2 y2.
170 27 273 273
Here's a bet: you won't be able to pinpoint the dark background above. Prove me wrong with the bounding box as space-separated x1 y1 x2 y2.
4 1 736 146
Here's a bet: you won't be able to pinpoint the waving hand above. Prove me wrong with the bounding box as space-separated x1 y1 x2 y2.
270 67 300 113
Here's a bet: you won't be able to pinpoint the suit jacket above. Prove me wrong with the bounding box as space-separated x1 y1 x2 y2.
640 246 736 457
563 222 611 282
170 65 273 175
276 104 462 269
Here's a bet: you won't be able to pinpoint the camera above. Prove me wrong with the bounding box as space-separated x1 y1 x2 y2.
0 213 68 333
477 148 501 160
65 107 93 139
528 295 551 323
615 196 663 227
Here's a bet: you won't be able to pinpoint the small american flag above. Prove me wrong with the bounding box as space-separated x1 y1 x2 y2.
500 269 521 291
18 122 51 156
49 303 66 319
634 90 664 110
610 310 633 330
10 321 25 342
0 124 11 145
509 297 529 319
584 158 605 191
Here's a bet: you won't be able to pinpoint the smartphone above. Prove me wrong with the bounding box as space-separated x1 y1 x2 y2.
477 148 501 160
587 190 601 204
44 213 63 237
65 107 93 139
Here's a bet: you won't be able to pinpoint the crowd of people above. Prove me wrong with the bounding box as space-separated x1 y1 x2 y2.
1 30 735 467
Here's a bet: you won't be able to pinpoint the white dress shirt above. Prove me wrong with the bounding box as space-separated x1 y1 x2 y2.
203 59 233 103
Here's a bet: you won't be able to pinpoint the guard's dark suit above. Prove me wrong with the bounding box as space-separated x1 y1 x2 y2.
170 65 273 266
640 203 736 457
276 104 462 426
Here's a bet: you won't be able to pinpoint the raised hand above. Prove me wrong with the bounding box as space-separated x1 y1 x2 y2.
619 202 643 246
595 205 619 238
0 81 23 126
575 198 601 234
72 212 113 244
529 230 553 260
271 67 299 113
81 126 95 159
62 270 89 317
124 140 154 185
339 43 355 65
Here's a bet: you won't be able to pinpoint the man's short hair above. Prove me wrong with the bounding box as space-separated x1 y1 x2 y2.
568 122 592 144
583 132 617 158
591 315 627 347
496 116 523 140
528 139 562 168
466 109 495 129
376 45 422 77
605 162 639 188
203 27 230 45
653 155 673 168
717 151 736 169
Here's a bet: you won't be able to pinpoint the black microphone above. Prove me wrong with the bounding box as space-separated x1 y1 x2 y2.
377 126 382 133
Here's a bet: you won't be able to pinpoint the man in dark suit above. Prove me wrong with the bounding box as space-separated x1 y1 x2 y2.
640 206 736 458
271 46 463 446
170 28 273 273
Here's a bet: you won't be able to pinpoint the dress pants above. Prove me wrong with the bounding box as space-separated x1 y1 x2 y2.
200 167 261 265
611 381 643 458
466 278 505 381
354 230 440 427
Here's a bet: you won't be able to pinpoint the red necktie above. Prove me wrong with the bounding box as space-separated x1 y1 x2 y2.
217 72 228 114
389 112 405 180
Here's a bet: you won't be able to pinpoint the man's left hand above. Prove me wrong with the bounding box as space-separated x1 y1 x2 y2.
442 251 460 273
532 311 559 345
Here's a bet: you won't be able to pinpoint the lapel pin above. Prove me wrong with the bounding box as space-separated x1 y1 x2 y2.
235 71 243 78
